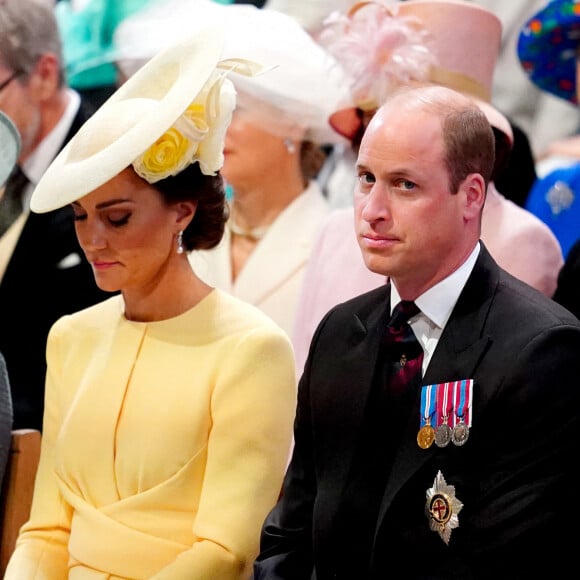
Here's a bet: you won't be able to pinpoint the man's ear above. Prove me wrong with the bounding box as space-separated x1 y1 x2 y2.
461 173 487 221
29 53 60 102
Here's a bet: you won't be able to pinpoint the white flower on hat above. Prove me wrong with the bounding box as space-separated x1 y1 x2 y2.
132 69 236 182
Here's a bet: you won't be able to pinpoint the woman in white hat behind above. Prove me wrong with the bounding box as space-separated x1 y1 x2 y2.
189 5 349 337
5 28 297 580
114 2 350 337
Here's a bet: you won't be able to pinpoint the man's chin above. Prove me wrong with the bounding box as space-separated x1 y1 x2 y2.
363 254 393 277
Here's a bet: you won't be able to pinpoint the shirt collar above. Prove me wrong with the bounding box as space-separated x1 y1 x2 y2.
391 242 480 329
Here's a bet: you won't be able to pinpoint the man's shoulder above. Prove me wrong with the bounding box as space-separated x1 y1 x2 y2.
494 267 579 328
323 283 389 323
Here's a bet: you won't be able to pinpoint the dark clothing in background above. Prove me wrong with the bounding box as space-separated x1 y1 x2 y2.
0 100 114 431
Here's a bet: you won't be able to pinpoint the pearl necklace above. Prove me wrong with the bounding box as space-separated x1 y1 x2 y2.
227 219 270 241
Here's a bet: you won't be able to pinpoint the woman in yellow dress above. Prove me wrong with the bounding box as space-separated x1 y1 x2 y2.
5 28 296 580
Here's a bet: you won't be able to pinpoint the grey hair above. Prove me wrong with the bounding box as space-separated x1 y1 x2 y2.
0 0 64 85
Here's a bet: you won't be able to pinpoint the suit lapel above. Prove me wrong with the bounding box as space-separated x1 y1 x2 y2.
63 98 95 150
374 245 499 532
319 286 392 517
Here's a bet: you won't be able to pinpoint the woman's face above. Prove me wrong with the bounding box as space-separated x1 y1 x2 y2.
221 107 290 189
71 168 188 293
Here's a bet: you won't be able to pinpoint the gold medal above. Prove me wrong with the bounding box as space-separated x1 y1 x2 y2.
417 423 435 449
418 384 436 449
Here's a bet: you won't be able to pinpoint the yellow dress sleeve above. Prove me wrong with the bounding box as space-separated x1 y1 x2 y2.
4 321 72 579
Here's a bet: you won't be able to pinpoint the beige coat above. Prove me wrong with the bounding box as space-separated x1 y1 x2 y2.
190 182 330 336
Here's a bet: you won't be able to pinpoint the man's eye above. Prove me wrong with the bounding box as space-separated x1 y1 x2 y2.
358 172 375 185
398 179 416 190
72 213 87 222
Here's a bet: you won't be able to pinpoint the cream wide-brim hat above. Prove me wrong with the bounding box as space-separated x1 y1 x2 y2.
30 27 226 213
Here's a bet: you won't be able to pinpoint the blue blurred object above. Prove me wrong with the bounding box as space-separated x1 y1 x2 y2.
525 163 580 259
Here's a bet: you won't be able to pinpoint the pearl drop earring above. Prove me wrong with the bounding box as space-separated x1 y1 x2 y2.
283 137 296 154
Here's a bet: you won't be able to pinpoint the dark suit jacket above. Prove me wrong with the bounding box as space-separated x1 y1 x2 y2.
0 100 113 431
255 244 580 579
553 237 580 319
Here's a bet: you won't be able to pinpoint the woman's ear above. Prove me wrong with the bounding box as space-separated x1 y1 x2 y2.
175 201 197 230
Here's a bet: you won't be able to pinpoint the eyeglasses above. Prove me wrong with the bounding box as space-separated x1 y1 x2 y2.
0 70 22 93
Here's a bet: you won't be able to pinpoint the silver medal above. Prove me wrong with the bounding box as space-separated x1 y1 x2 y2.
451 421 469 446
435 423 452 448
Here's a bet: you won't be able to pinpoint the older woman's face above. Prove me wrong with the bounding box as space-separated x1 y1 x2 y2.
221 107 291 189
71 168 181 293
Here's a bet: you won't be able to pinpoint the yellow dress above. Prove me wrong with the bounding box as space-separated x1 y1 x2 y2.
5 290 296 579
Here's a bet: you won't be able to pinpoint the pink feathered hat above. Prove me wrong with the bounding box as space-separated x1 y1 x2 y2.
319 0 513 145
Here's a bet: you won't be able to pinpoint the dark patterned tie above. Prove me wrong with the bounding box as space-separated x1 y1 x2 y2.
0 165 28 236
384 301 424 396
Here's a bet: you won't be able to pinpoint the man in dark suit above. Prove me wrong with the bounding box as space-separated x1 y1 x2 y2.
0 0 113 431
254 85 580 579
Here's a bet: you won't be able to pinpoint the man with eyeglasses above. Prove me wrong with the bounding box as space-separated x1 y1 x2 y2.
0 0 113 432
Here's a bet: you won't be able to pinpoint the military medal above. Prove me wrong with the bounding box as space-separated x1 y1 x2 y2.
425 470 463 545
451 379 473 447
418 423 435 449
452 420 469 446
417 384 435 449
435 382 453 448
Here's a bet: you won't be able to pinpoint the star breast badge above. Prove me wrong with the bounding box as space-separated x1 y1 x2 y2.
425 470 463 545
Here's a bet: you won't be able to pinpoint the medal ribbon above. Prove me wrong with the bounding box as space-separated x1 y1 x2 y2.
420 384 436 427
436 382 453 428
453 379 473 427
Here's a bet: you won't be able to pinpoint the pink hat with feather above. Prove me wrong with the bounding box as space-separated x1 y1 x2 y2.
318 0 513 145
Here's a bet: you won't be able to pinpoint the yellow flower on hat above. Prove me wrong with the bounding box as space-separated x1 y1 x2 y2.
134 128 193 182
132 69 236 183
